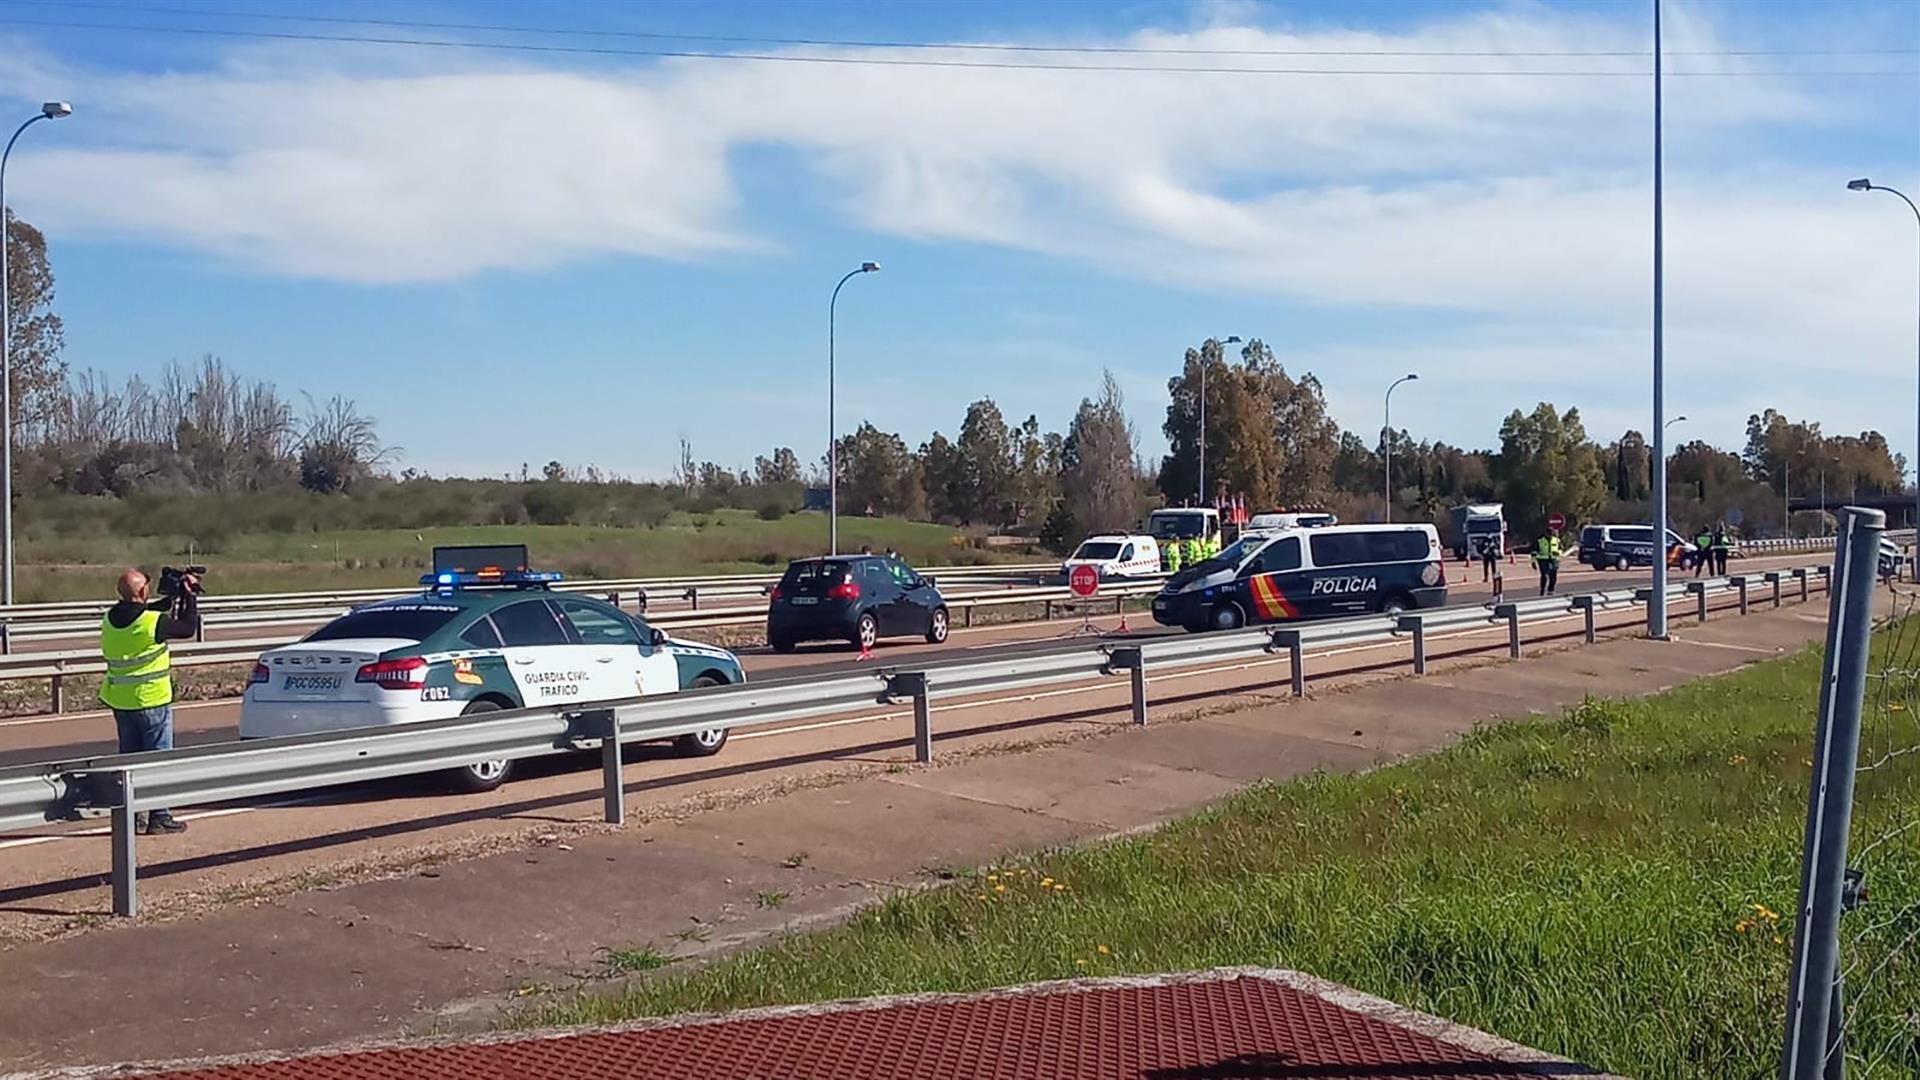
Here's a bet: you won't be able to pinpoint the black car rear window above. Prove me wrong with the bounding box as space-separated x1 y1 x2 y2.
308 603 462 643
781 560 853 595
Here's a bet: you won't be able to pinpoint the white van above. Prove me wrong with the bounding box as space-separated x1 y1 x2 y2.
1062 534 1163 580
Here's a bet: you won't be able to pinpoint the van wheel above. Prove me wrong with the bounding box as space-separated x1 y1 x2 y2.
1209 604 1245 632
452 699 513 793
1378 592 1414 618
1613 554 1629 571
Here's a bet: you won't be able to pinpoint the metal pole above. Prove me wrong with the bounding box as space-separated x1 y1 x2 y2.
1198 351 1205 505
1648 0 1669 641
1779 507 1881 1080
110 770 138 917
1383 374 1416 525
1 114 51 608
825 262 878 557
1851 185 1920 571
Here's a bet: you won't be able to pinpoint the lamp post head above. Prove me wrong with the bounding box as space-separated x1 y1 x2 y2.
1848 178 1873 192
859 261 880 273
1222 335 1241 344
40 102 71 119
1405 373 1419 382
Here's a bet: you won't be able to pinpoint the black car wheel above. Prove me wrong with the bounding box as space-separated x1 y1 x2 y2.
854 612 879 651
926 607 950 645
452 699 514 793
674 676 731 756
770 633 796 654
1208 603 1245 632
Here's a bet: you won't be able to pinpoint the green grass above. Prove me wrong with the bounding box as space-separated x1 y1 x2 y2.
13 512 1026 601
520 633 1920 1079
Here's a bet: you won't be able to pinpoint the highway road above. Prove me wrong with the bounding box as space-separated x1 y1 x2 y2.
0 550 1832 939
0 553 1820 769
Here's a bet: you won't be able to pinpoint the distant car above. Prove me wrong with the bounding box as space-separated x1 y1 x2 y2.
241 545 745 792
1579 524 1692 571
1061 534 1162 581
767 555 949 653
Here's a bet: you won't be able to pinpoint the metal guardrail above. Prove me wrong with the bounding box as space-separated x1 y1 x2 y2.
0 564 1832 917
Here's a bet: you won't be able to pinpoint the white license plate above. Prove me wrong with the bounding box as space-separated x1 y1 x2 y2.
284 674 342 692
790 596 819 606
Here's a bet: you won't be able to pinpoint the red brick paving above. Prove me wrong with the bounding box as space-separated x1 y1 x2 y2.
129 969 1618 1080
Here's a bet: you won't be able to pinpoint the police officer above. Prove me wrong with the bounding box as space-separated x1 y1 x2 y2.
100 568 200 835
1711 524 1731 576
1534 527 1562 596
1165 537 1183 574
1693 526 1712 578
1479 534 1501 582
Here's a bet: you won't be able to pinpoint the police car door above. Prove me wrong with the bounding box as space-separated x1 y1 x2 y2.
491 598 602 707
554 597 676 701
1238 536 1304 623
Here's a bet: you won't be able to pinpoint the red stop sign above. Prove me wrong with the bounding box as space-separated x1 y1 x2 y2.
1068 563 1101 597
1548 512 1566 531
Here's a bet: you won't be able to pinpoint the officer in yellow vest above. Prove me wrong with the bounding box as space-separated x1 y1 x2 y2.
100 568 200 834
1533 528 1562 596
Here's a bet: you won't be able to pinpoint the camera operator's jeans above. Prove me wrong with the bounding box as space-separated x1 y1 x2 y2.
112 704 174 816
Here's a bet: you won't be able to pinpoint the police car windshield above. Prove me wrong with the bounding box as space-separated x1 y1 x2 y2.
1208 538 1259 570
307 603 462 643
1073 542 1123 560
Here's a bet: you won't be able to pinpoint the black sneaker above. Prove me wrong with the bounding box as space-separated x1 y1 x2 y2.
143 814 188 835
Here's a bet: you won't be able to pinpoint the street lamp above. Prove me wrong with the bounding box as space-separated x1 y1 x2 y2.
827 261 879 556
1665 415 1687 429
1383 374 1418 523
1849 178 1920 548
1200 335 1240 505
1 101 72 607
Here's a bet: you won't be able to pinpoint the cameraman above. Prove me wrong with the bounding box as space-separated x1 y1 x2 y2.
99 567 200 835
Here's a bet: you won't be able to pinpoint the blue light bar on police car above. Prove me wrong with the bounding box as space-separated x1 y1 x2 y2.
419 568 564 588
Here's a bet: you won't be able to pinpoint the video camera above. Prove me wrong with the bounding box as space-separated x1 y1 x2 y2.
157 565 207 599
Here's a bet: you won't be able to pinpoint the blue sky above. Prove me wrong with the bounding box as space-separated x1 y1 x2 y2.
1 0 1916 479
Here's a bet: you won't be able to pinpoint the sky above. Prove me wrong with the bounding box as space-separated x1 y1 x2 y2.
0 0 1916 481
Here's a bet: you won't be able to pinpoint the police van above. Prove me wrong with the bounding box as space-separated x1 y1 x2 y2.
240 545 745 792
1150 523 1447 632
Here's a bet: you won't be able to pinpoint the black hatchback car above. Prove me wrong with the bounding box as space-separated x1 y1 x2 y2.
767 555 950 653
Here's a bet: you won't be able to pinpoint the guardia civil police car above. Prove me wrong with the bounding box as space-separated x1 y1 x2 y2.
240 545 745 792
1151 523 1447 632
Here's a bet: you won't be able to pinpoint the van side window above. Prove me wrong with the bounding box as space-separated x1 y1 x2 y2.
1310 530 1428 567
1120 544 1134 561
1251 537 1302 575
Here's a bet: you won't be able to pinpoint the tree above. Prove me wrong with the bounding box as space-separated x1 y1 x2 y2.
298 394 389 495
1610 430 1650 501
956 398 1016 525
918 431 967 523
4 211 66 437
1492 403 1607 532
1063 371 1145 540
1009 414 1057 525
752 447 802 486
833 422 921 517
542 460 569 482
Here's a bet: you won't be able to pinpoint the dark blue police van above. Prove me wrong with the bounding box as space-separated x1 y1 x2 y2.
1151 523 1448 633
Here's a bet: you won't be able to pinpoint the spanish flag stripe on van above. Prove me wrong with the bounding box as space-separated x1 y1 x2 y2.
1248 575 1298 620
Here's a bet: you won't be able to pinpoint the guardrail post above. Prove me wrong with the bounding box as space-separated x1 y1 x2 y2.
1794 568 1809 602
1108 646 1147 726
1 620 10 654
1686 580 1708 622
634 589 649 614
194 618 205 643
1273 629 1305 696
1817 565 1831 594
1731 576 1750 616
962 605 973 628
109 770 138 917
1766 571 1782 608
890 672 933 763
1571 595 1597 643
1494 603 1520 658
50 673 63 714
580 709 623 826
684 587 699 612
1044 599 1054 621
1396 615 1427 675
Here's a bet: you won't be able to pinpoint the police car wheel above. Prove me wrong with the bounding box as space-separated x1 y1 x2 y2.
1377 592 1414 617
674 676 731 756
1613 554 1629 571
926 607 950 644
1208 604 1245 632
452 700 514 793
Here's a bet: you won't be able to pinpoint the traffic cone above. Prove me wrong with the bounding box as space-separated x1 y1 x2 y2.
857 640 874 662
1115 607 1130 633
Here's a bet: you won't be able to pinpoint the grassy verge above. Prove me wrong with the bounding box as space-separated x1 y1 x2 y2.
15 513 1031 601
522 632 1920 1078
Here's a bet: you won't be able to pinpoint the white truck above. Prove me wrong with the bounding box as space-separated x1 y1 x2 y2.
1450 503 1506 561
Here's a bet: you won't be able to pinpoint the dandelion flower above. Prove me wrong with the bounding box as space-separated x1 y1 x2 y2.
1041 878 1054 887
1054 884 1067 892
1729 754 1748 765
1076 959 1087 966
976 894 988 901
1736 920 1752 933
986 874 998 882
1774 936 1785 945
1097 944 1111 955
995 884 1007 893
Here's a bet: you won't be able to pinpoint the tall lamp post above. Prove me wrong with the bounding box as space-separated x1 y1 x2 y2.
1383 373 1418 523
1199 335 1240 505
1 101 72 607
827 261 880 556
1849 178 1920 551
1649 0 1669 640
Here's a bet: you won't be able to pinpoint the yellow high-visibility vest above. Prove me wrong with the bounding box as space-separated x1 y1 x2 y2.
100 609 172 710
